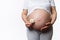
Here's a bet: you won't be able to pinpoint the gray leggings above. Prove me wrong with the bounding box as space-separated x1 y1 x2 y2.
26 27 53 40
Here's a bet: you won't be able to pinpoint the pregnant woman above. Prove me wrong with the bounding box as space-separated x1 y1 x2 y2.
21 0 57 40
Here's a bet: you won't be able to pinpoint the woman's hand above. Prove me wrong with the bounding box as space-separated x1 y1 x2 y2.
25 22 32 28
40 22 52 31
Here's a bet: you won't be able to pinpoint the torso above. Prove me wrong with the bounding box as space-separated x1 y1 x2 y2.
27 0 51 15
27 9 51 30
27 0 52 30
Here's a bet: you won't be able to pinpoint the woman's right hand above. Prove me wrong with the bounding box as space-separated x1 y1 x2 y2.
25 22 32 28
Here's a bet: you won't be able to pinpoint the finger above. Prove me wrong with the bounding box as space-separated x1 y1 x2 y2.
26 23 31 25
26 25 30 28
41 26 48 30
25 24 30 27
46 22 51 25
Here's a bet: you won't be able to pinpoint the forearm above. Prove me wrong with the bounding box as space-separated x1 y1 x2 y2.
21 13 29 23
51 9 57 25
21 9 30 23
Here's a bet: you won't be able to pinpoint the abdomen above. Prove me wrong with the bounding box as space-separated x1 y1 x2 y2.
27 9 51 30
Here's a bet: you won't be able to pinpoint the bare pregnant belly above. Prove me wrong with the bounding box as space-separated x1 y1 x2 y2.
27 9 51 30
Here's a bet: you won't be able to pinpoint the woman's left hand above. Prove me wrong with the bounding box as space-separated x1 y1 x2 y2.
40 22 52 31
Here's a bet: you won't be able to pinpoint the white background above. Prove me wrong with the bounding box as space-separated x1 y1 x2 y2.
0 0 60 40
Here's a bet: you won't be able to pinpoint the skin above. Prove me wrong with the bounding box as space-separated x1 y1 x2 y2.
21 9 32 27
21 6 57 31
40 6 57 31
